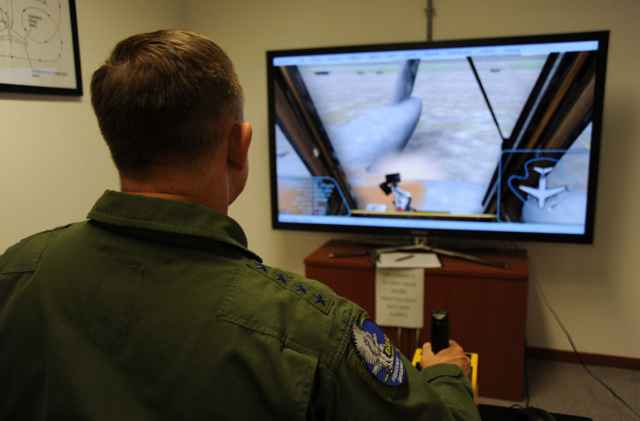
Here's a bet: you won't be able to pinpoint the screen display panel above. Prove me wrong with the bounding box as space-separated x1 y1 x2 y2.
267 32 609 243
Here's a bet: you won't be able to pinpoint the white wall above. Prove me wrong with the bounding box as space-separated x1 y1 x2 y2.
182 0 640 359
2 0 638 360
0 0 182 239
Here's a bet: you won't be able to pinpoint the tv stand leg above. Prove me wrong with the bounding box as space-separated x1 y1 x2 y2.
427 245 510 269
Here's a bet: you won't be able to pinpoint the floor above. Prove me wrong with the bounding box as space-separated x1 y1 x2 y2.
477 359 640 420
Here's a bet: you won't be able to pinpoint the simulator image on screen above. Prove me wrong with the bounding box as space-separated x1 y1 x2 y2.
269 34 607 240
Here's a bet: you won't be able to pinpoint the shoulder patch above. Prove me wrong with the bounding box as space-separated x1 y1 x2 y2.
352 319 406 387
246 261 334 314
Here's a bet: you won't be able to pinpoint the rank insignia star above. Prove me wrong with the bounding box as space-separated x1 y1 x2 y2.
255 263 270 272
313 293 328 307
275 273 289 284
295 283 309 294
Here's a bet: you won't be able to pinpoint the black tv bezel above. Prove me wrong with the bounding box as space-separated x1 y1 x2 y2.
266 31 609 244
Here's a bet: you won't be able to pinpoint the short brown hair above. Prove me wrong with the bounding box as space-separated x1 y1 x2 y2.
91 30 244 180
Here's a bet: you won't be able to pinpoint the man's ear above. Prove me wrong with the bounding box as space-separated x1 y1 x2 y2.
227 122 252 171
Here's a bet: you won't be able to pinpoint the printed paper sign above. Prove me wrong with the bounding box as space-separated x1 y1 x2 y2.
375 268 424 328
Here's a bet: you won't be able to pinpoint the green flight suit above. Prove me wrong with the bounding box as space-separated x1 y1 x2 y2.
0 190 480 421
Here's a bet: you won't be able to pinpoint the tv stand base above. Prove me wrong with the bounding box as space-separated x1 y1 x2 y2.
328 237 510 269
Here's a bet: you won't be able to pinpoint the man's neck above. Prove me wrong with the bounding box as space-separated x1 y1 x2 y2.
120 174 229 214
120 190 223 212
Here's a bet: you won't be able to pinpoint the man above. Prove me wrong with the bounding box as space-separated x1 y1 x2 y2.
0 30 480 420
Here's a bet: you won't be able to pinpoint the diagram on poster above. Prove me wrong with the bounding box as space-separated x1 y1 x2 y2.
0 0 80 92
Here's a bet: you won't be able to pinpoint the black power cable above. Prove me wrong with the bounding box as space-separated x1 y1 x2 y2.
524 338 530 408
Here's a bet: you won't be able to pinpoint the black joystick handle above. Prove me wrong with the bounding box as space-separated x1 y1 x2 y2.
431 310 449 354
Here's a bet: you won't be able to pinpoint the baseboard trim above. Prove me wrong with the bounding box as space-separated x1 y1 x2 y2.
526 347 640 370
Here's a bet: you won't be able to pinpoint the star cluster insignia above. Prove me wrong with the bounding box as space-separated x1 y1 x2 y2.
249 261 331 312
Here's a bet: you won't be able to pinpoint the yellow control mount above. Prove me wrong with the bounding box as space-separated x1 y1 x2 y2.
412 349 479 404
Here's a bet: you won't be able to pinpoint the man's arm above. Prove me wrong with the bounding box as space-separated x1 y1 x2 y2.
322 339 481 421
420 340 478 421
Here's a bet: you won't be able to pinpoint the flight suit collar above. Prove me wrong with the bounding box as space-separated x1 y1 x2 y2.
87 190 261 261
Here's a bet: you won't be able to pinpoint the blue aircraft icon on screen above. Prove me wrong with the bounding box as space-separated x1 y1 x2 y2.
508 158 578 216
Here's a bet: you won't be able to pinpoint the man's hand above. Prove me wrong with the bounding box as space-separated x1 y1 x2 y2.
419 340 471 378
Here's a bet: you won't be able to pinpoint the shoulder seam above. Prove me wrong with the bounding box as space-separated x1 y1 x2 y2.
217 260 342 366
331 306 359 369
1 229 66 274
217 261 320 358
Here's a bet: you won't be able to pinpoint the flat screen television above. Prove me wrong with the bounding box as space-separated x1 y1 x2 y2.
267 31 609 244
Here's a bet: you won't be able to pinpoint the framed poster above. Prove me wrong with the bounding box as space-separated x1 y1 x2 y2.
0 0 82 96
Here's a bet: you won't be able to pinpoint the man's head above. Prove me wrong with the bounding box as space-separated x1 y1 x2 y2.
91 29 245 183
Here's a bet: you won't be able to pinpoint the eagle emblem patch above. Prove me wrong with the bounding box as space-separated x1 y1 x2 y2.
352 319 406 386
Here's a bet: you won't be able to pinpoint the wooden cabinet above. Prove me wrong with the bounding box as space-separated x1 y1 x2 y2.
304 240 529 401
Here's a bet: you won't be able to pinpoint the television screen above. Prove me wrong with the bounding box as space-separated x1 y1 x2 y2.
267 31 609 243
